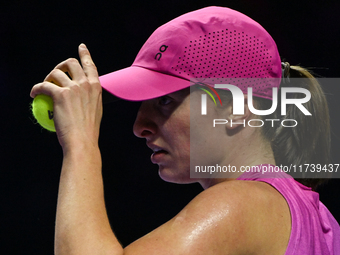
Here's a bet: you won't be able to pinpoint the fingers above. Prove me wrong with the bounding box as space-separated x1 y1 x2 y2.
78 44 100 84
32 43 101 98
44 44 99 85
44 69 74 87
31 44 103 146
30 81 61 98
51 57 85 82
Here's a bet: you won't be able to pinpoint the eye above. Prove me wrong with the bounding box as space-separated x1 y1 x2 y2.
158 96 173 106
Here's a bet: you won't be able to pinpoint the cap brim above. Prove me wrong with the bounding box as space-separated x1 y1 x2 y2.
99 66 191 101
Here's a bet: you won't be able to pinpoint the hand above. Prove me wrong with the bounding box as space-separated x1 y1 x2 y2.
30 44 103 151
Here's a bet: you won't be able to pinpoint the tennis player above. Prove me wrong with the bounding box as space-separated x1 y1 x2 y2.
30 6 340 254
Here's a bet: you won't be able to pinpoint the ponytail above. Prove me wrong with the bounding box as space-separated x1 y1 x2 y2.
258 64 331 190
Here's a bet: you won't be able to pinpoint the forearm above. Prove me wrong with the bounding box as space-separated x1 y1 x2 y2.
55 142 123 255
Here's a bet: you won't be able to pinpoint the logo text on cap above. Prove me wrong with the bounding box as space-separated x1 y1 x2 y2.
155 45 168 61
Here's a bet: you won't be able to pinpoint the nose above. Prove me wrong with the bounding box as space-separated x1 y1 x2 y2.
133 100 157 139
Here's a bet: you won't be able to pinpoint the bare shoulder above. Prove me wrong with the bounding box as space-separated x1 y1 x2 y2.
124 180 291 255
197 180 292 254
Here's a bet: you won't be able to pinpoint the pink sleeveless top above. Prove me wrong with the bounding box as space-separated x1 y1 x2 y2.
237 166 340 254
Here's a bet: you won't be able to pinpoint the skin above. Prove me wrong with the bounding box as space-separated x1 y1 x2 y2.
30 44 291 255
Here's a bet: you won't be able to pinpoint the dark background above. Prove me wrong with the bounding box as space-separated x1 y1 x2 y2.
1 0 339 254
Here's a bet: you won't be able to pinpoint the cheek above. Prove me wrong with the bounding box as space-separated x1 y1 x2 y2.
163 118 191 167
190 111 227 167
166 107 191 149
169 123 191 157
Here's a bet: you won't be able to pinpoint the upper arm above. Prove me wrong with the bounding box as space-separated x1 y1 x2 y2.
123 181 280 255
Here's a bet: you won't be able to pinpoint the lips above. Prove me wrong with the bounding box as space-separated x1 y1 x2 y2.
147 143 169 164
147 143 167 153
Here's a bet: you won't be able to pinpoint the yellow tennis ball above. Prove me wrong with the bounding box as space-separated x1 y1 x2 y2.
32 94 56 132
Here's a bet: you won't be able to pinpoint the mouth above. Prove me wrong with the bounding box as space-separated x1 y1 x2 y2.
147 144 169 164
152 147 167 153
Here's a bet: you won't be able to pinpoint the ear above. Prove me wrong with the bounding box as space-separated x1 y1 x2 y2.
225 95 251 130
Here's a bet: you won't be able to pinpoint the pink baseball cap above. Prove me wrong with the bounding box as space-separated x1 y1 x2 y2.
99 6 282 101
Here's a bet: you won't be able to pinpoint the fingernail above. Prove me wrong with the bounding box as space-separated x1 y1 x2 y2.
79 43 86 49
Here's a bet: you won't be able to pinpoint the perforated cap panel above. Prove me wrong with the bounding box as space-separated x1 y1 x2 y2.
172 29 272 78
171 28 278 98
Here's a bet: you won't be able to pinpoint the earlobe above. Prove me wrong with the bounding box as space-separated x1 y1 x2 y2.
226 95 251 130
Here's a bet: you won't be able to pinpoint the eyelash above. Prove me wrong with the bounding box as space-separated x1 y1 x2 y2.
158 96 173 106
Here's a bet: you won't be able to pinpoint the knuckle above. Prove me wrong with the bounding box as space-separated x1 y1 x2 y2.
59 58 79 69
44 69 56 81
40 81 48 87
59 88 70 100
70 81 81 90
83 59 96 69
93 83 102 93
50 68 60 77
31 81 49 97
66 58 79 65
88 76 100 85
54 58 80 72
39 81 50 90
79 78 91 88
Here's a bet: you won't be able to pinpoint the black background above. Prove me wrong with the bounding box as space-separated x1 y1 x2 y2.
1 0 339 254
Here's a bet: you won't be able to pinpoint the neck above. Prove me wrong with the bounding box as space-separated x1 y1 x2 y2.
199 129 275 189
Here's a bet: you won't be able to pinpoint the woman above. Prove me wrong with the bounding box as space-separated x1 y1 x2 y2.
30 6 339 255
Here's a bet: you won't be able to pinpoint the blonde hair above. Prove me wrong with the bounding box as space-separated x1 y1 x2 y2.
259 65 331 190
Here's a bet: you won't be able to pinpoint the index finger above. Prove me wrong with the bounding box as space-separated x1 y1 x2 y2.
78 43 99 82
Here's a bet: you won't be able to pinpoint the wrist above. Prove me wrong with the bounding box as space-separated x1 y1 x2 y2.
62 139 101 164
61 132 100 155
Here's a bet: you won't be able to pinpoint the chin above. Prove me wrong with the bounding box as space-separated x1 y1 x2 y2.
158 165 196 184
